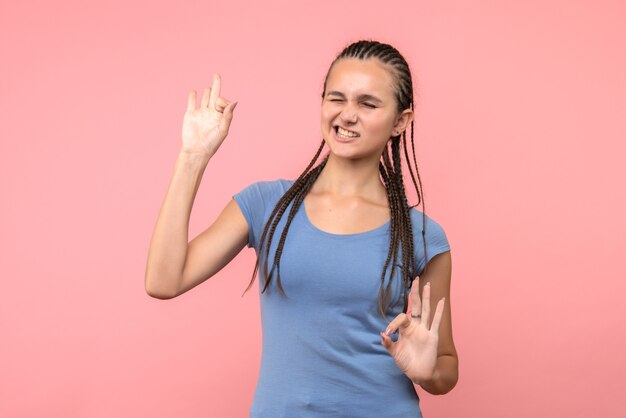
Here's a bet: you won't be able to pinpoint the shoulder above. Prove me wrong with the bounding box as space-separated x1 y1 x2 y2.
409 208 450 249
232 178 296 249
233 178 296 212
253 178 294 195
409 208 446 233
409 208 451 274
234 178 295 202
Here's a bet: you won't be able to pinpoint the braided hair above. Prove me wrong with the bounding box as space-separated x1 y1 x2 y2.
244 40 429 317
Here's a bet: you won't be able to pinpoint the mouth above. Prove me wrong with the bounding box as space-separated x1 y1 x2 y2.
334 125 360 139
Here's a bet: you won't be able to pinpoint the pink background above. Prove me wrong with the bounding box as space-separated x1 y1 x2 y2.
2 0 625 417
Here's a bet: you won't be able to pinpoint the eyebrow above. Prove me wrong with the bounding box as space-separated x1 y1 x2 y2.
326 91 383 103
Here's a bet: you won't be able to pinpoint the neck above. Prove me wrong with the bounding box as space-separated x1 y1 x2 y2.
314 152 386 199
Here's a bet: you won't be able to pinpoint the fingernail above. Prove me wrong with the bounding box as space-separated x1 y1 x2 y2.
232 102 238 110
385 327 392 336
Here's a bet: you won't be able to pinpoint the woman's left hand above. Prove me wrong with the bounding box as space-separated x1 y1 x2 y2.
380 277 445 386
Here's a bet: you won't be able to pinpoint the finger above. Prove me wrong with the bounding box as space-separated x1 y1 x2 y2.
219 101 238 132
201 87 211 108
209 73 221 109
215 96 230 112
187 90 197 112
421 282 432 326
409 277 422 321
384 313 411 336
430 297 446 332
380 331 396 355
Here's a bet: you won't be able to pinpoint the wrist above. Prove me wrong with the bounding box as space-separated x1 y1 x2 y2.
177 150 212 167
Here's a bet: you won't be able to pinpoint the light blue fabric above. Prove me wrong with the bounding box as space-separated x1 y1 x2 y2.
233 179 451 418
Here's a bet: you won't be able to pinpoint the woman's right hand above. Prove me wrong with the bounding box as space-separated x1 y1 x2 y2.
181 73 238 159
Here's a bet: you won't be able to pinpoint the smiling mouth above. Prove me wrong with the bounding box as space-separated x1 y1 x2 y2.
335 126 360 138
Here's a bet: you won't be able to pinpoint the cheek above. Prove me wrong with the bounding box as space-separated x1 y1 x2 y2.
320 105 337 125
320 107 334 137
363 115 394 135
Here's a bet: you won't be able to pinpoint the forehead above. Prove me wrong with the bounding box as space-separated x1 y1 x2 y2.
325 58 396 97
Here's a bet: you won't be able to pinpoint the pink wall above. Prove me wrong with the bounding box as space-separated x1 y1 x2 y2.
2 0 625 417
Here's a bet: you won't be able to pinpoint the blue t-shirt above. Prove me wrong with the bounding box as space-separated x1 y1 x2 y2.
233 179 451 418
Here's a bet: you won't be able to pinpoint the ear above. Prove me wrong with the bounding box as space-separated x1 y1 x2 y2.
392 108 414 136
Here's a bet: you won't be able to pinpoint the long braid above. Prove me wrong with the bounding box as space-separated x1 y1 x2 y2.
379 145 401 315
264 157 328 294
391 136 416 312
402 112 428 277
245 40 430 317
244 140 326 295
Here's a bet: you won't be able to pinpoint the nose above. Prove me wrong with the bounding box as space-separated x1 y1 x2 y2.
339 104 358 124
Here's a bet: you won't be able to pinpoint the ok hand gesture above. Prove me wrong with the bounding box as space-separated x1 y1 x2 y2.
380 278 445 386
181 73 238 158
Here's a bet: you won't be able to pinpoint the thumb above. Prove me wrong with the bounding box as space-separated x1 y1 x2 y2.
219 101 237 132
226 101 238 119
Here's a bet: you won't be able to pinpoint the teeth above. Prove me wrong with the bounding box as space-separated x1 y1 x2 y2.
337 127 359 138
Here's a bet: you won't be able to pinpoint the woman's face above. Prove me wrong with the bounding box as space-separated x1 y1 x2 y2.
320 58 412 161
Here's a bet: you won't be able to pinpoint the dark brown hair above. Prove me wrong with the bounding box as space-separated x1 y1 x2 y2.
245 40 429 317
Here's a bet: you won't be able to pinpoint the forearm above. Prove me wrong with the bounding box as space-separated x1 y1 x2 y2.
144 151 211 298
416 354 458 395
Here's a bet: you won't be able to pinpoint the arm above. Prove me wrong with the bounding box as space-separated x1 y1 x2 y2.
414 251 458 394
144 152 249 299
380 251 459 395
144 73 244 299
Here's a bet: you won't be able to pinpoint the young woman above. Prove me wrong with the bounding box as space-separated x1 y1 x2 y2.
145 40 458 417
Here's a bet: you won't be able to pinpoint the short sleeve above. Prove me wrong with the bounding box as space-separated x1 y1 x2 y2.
413 211 451 276
232 179 293 250
233 183 263 249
